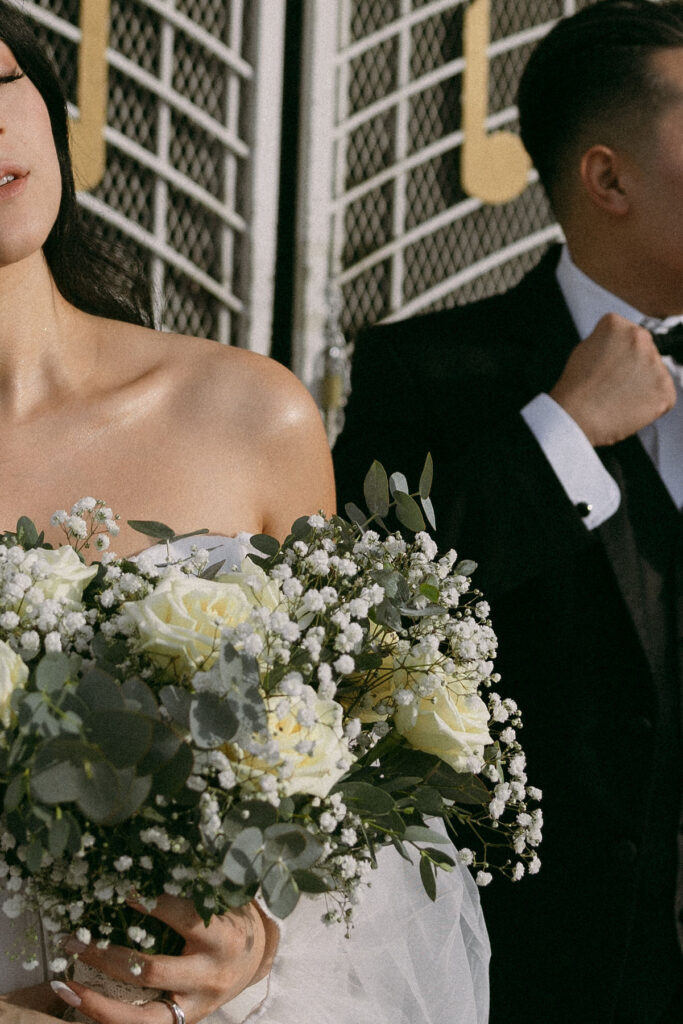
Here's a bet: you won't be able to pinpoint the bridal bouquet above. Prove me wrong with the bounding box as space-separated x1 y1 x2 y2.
0 459 541 973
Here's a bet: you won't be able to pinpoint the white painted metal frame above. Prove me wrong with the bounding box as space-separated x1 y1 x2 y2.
21 0 285 352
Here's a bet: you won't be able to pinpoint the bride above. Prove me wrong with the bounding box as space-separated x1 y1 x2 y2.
0 4 490 1022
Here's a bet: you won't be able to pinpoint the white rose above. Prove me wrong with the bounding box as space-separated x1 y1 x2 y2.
226 689 354 799
124 576 254 674
31 547 98 603
0 640 28 726
217 557 282 613
394 686 492 773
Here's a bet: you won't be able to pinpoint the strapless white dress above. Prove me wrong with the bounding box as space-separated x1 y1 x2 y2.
0 535 490 1023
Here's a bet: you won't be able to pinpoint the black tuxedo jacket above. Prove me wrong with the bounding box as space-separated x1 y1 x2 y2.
333 246 683 1023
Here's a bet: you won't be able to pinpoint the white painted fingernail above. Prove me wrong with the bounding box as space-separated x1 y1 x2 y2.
50 980 82 1007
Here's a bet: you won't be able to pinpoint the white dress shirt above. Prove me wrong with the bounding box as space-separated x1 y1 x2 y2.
520 245 683 528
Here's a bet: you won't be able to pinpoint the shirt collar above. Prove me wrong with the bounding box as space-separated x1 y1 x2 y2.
555 243 683 339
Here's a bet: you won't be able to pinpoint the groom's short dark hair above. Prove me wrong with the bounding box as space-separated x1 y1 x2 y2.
518 0 683 214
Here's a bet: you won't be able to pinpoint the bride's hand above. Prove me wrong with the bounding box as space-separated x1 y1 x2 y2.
50 895 279 1024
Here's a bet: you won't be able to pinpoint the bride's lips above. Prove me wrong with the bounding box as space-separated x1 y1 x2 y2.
0 164 29 201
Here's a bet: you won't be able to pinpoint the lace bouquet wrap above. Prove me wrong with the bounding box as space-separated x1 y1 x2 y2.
0 459 541 984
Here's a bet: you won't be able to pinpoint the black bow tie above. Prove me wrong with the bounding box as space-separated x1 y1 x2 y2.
652 323 683 363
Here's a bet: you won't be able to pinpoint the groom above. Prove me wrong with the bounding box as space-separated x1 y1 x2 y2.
333 2 683 1021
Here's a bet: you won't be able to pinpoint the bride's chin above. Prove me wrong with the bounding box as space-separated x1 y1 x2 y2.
0 222 57 271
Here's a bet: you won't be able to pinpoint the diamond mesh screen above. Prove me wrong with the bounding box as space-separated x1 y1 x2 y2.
334 0 594 338
21 0 262 345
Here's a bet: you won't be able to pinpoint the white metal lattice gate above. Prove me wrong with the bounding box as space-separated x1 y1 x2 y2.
20 0 285 352
293 0 592 418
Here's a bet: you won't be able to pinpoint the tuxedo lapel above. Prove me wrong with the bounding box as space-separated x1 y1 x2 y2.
512 246 582 392
514 247 678 679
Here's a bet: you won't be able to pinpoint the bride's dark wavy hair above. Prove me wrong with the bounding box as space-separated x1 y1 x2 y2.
0 1 154 326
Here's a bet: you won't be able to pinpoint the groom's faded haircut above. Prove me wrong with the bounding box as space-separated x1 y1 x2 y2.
517 0 683 216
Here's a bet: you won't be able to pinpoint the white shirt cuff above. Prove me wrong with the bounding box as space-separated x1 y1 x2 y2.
520 393 621 529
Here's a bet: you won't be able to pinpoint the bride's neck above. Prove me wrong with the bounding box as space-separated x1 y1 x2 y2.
0 252 92 418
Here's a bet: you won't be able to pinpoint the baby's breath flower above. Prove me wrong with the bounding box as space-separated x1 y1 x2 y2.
333 655 354 675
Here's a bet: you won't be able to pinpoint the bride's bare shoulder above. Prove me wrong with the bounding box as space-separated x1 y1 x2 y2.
113 322 322 438
177 333 316 426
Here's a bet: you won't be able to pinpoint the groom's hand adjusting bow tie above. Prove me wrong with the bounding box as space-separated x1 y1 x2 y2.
652 323 683 363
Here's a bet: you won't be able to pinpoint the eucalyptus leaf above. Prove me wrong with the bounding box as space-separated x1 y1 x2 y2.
171 528 210 542
278 796 295 819
394 492 426 533
389 472 409 497
31 805 53 826
381 775 423 793
371 597 403 633
419 453 434 500
231 801 278 831
29 702 62 739
291 869 334 894
35 653 77 693
390 836 413 863
263 823 322 871
250 534 281 558
374 808 407 834
77 764 151 825
353 650 384 671
31 759 83 805
219 642 267 744
16 516 39 548
344 502 367 527
399 603 443 619
8 733 29 769
338 781 396 816
261 861 300 919
363 461 390 518
414 786 444 816
4 774 25 812
454 559 477 577
127 520 176 541
160 686 192 729
89 636 129 680
152 740 192 796
77 670 124 713
201 560 226 581
419 853 437 901
419 583 440 603
138 721 182 776
371 569 409 604
85 710 154 768
222 827 264 886
424 847 455 868
421 496 436 531
189 691 239 749
48 814 71 860
290 517 313 540
402 825 450 844
72 759 118 818
122 677 159 717
438 772 491 806
26 838 44 874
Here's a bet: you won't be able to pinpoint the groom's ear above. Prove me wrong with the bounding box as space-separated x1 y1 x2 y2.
579 145 630 216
